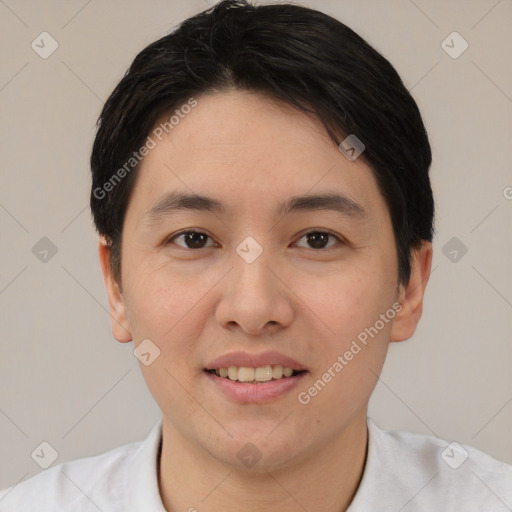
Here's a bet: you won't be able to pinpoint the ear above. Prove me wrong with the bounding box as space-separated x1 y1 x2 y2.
97 237 132 343
390 241 433 343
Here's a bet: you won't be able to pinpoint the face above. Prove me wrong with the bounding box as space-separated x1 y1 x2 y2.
99 89 431 470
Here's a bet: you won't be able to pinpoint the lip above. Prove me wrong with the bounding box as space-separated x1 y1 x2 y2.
204 370 308 404
205 350 308 371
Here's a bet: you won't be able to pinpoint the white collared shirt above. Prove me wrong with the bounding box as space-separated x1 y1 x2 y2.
1 418 511 511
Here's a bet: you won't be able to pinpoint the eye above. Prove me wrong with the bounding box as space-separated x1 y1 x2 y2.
294 231 344 250
165 230 345 251
166 230 217 250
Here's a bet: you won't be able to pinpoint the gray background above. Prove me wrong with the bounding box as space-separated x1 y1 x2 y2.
1 0 511 490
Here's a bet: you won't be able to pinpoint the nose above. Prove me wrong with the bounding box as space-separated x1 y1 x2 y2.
215 248 295 336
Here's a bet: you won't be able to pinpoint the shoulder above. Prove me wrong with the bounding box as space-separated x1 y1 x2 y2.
351 419 512 511
0 439 143 512
375 421 512 477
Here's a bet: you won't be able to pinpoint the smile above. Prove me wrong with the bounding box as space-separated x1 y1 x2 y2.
207 365 304 383
204 367 308 403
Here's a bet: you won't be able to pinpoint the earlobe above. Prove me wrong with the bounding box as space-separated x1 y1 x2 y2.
97 237 133 343
390 241 433 343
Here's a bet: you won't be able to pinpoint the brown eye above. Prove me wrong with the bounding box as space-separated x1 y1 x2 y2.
295 231 342 250
167 231 216 249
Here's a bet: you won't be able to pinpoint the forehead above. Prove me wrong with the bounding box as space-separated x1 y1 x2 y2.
129 90 386 222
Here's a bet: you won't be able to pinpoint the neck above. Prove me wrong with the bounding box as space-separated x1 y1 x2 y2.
158 411 368 512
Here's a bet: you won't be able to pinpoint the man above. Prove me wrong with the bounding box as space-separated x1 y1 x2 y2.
2 0 511 510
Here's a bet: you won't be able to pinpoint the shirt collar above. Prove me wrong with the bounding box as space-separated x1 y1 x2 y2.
124 417 166 511
345 417 382 510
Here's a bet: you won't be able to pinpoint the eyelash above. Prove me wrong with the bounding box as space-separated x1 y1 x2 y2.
165 229 346 251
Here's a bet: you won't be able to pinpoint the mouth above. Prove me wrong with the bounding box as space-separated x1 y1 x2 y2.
203 351 309 402
204 365 308 403
205 365 306 384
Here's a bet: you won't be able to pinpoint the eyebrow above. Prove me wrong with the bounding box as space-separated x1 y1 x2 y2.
144 190 366 224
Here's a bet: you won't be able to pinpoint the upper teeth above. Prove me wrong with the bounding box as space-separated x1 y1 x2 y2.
214 365 295 382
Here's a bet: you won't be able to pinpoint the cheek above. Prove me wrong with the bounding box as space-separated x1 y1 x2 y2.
125 252 201 323
293 258 396 342
121 265 208 412
292 256 396 405
122 260 209 364
295 269 393 420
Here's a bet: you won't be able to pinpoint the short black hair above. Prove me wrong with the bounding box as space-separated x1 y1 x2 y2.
90 0 434 287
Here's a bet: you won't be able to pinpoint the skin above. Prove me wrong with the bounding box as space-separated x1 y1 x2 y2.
98 89 432 511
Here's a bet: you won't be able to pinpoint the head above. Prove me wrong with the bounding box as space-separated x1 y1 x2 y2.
92 0 434 470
